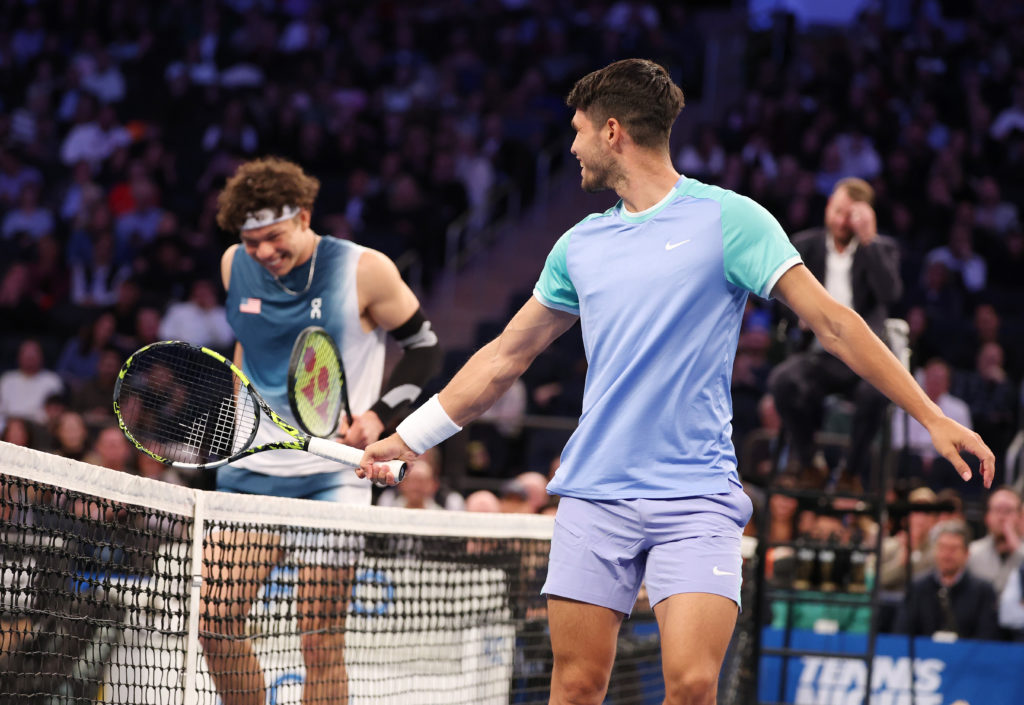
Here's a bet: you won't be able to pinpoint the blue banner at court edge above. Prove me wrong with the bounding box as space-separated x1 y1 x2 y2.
758 627 1024 705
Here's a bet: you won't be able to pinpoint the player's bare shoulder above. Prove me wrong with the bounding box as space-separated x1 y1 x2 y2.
355 246 419 329
221 243 240 289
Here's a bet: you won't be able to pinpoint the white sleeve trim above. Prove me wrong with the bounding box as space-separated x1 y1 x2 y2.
760 255 803 299
531 288 580 315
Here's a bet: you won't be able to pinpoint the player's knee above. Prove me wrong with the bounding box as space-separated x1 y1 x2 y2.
199 608 247 643
663 666 718 705
198 628 232 656
552 666 610 705
300 630 345 670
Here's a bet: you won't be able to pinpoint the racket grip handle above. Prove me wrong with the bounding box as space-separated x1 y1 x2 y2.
307 437 407 483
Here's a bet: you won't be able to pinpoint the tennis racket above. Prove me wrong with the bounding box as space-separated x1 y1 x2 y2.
112 341 406 482
287 326 351 437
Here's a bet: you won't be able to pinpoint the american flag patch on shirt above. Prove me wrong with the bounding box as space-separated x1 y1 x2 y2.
239 297 262 314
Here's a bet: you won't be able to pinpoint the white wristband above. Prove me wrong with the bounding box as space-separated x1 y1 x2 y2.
395 394 462 454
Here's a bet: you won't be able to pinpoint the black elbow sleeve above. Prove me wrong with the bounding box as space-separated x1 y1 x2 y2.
369 309 443 426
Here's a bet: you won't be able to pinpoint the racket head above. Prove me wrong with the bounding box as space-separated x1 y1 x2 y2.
287 326 348 438
113 341 260 469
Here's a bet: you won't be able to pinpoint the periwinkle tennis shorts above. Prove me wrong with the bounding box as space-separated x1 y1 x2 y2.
541 480 752 614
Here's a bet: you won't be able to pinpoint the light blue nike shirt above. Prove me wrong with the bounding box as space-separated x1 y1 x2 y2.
534 175 801 499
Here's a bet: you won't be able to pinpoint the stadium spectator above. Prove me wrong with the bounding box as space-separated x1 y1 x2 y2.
464 489 501 513
56 312 117 389
0 339 64 426
157 279 234 353
973 176 1019 237
497 478 534 514
114 179 166 259
514 471 550 514
880 487 939 591
998 562 1024 641
50 411 90 462
953 303 1021 383
893 520 999 641
377 449 463 511
84 425 136 474
891 359 974 490
70 346 123 426
0 417 34 448
675 124 725 183
69 230 131 309
59 99 130 169
990 83 1024 142
924 223 987 294
1 182 54 244
0 149 42 209
953 342 1018 468
769 177 901 488
968 487 1024 594
377 457 444 510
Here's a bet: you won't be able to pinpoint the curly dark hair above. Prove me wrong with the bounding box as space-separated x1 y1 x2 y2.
566 58 685 150
216 157 321 233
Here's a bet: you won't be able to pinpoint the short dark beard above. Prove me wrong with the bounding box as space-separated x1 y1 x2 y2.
581 154 623 193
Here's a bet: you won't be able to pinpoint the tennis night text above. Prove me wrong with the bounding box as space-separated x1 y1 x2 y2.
794 656 945 705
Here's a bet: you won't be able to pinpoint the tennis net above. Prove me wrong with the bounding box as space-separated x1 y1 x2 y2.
0 441 664 704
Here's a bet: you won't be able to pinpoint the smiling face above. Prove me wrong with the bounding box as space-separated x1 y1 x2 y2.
239 211 314 277
570 109 622 193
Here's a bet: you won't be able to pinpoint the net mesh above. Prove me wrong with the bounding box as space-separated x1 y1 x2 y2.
0 442 666 704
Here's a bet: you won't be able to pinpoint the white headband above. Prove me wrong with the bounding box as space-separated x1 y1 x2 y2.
241 204 300 231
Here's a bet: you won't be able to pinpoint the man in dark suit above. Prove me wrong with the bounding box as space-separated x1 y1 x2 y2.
769 177 902 488
894 520 999 640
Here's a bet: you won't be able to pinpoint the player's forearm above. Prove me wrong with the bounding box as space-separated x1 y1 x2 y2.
816 307 944 430
439 337 529 426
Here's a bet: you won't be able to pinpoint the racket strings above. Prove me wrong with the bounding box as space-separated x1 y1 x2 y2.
119 345 257 463
292 332 343 437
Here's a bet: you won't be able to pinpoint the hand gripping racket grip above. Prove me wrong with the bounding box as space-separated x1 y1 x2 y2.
306 436 407 483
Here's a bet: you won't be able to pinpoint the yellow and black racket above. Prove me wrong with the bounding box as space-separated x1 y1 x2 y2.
286 326 351 438
112 341 405 481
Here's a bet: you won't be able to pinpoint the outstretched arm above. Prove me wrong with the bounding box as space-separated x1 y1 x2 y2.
358 297 579 483
771 264 995 487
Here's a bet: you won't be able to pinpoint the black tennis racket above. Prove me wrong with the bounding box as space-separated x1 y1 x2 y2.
287 326 351 437
112 341 406 482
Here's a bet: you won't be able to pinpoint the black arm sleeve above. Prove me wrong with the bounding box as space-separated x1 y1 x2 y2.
369 308 443 427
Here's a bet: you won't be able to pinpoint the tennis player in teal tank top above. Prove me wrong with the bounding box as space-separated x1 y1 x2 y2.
362 60 994 704
202 157 442 705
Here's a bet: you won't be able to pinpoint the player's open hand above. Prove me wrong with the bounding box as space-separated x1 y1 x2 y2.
358 433 418 485
927 416 996 488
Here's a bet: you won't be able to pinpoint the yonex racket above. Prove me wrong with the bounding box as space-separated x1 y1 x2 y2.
112 341 406 481
287 326 351 437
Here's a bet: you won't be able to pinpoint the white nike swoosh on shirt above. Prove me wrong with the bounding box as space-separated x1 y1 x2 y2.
712 566 736 576
665 239 691 250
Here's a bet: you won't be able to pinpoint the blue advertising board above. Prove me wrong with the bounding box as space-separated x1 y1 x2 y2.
759 628 1024 704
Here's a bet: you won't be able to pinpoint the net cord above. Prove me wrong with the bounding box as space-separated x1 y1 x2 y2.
0 440 554 541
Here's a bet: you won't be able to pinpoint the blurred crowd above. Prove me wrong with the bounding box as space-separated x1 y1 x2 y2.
0 0 700 482
1 0 1024 643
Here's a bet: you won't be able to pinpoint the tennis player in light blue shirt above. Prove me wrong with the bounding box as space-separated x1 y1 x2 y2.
362 59 995 705
535 176 800 500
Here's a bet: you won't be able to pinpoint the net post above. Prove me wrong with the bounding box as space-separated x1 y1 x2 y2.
180 490 206 705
